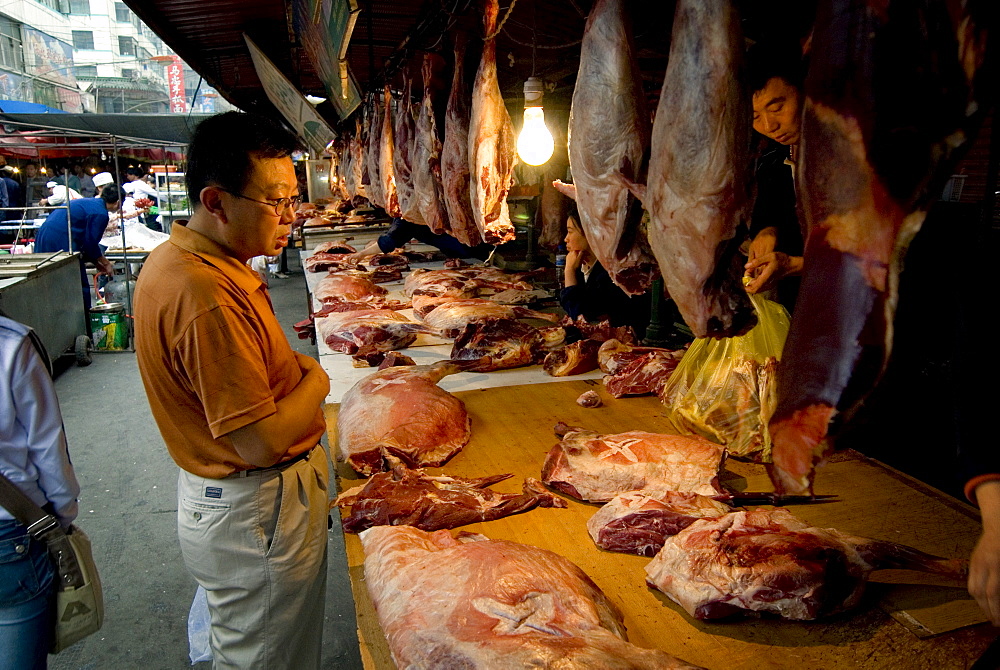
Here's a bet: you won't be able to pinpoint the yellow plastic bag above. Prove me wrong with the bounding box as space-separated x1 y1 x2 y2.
659 293 790 462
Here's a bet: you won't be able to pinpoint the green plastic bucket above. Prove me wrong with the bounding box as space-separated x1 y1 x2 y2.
89 303 128 351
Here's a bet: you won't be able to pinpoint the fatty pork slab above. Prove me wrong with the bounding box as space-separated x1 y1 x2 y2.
542 423 725 501
360 525 705 669
646 508 968 621
337 361 471 476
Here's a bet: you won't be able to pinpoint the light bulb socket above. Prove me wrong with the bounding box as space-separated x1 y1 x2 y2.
523 77 544 107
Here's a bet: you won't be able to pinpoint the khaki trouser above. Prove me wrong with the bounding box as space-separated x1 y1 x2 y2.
177 447 329 670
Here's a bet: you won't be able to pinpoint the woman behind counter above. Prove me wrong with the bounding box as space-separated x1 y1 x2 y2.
560 211 652 338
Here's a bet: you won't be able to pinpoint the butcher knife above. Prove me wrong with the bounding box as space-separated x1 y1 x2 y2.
713 492 838 506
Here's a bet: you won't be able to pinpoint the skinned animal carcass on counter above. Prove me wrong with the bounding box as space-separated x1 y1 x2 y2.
303 252 355 273
360 525 705 669
543 339 603 377
587 491 730 557
337 361 471 476
420 299 558 337
563 0 657 295
541 423 725 501
768 0 994 495
646 508 969 621
598 339 686 398
441 33 484 248
314 273 387 303
468 0 517 245
336 456 566 533
627 0 755 338
404 267 532 299
450 318 566 372
317 310 438 358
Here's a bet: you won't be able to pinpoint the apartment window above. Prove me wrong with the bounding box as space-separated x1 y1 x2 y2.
68 0 90 14
0 17 25 71
115 2 130 22
72 30 94 50
75 65 97 76
121 68 135 79
118 35 135 56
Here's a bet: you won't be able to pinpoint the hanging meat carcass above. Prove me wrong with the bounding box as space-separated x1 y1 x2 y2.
337 361 472 476
420 299 558 337
364 97 384 208
442 33 484 248
349 118 368 200
412 53 451 235
379 85 402 218
336 456 566 533
768 1 994 495
360 525 705 669
646 508 969 621
468 0 517 245
393 71 424 226
536 163 570 251
564 0 657 295
632 0 755 338
588 490 730 557
541 423 725 501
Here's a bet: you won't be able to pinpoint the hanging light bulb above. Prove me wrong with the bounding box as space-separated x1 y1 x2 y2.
516 77 554 166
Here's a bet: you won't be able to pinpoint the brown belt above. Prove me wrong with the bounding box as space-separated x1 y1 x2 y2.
227 448 314 479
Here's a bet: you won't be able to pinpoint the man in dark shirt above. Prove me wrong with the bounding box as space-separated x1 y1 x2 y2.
743 44 805 312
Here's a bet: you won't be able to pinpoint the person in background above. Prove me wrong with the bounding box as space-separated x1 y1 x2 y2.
74 164 96 198
1 166 22 210
349 217 494 262
39 181 83 207
133 111 330 670
123 168 161 231
0 314 81 669
560 209 652 338
0 172 8 224
33 185 119 309
91 172 115 192
743 42 805 312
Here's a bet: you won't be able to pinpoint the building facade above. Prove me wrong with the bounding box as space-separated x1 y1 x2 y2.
1 0 227 114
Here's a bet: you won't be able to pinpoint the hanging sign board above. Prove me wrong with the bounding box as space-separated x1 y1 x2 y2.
166 56 188 113
244 35 337 156
292 0 362 119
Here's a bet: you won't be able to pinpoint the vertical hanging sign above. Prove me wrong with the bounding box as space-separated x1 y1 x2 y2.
167 57 188 112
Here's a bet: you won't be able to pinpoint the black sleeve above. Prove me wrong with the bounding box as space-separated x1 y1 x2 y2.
560 263 651 334
377 218 417 253
750 148 803 256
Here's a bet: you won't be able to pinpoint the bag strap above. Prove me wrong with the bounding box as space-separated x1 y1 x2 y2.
0 472 62 539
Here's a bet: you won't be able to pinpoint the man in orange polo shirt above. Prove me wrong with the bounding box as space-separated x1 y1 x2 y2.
133 112 330 669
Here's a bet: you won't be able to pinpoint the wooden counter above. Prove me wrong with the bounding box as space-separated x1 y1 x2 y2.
327 377 997 669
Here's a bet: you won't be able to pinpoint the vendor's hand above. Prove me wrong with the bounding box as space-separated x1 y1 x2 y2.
551 180 578 201
745 252 803 294
96 257 115 277
970 481 1000 625
565 248 586 273
748 227 778 263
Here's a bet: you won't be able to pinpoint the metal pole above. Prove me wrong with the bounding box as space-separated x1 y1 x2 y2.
113 135 135 352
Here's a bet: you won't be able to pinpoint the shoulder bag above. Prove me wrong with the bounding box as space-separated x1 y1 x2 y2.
0 473 104 653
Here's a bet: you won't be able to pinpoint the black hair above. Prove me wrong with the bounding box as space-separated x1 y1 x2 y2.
185 111 301 209
125 167 144 179
100 184 121 206
746 41 804 95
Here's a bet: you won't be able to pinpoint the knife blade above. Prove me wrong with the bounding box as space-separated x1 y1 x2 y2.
712 492 839 506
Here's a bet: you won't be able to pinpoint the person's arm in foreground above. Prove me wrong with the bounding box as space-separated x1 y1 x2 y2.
970 480 1000 625
227 352 330 467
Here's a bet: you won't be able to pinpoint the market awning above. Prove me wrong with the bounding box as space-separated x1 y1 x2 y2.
0 113 208 145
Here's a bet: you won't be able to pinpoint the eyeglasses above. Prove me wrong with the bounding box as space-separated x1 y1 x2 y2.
221 189 302 217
